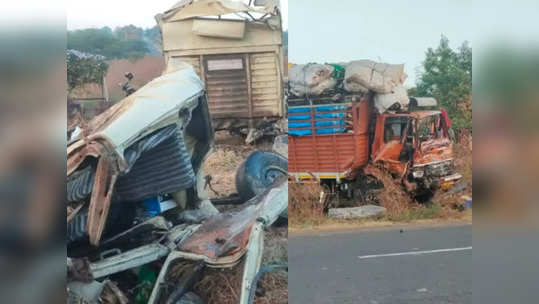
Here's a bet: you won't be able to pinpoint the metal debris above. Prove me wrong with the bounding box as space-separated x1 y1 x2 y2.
67 16 287 302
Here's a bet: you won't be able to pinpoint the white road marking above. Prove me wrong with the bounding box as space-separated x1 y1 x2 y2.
358 246 472 259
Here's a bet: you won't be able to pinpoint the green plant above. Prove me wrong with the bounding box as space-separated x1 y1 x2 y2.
416 35 472 132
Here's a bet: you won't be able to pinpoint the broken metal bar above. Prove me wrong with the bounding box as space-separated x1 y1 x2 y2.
239 179 287 304
239 221 264 304
165 261 205 304
210 194 243 205
89 243 170 279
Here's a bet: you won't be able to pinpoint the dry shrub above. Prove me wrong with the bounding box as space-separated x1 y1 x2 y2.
194 227 288 304
288 181 325 226
194 263 287 304
366 165 415 219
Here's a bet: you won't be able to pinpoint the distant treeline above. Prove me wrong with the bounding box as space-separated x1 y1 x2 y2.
68 25 288 60
67 25 163 60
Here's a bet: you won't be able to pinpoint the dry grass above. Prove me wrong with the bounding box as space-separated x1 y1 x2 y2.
203 148 242 197
288 182 325 227
202 131 273 198
194 227 288 304
366 165 415 218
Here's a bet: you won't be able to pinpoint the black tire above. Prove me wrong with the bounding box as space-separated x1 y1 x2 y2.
235 151 288 201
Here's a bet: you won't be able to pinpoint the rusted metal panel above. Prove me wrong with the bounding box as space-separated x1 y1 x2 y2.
250 52 281 117
87 155 118 246
204 54 250 118
179 179 287 259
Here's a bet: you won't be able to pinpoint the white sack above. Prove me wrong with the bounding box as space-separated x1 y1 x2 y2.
289 63 337 96
344 60 406 94
373 85 410 113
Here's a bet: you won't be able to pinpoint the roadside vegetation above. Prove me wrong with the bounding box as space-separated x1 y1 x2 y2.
68 25 162 59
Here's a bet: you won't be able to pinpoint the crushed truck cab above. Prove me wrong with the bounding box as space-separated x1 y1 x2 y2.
372 110 461 195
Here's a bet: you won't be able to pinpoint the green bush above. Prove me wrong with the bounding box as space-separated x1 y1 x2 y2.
414 35 472 132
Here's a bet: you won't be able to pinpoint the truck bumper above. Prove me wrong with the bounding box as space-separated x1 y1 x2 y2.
440 173 462 190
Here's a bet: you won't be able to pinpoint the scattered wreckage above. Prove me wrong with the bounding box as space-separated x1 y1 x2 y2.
287 60 461 205
67 65 288 303
156 0 286 144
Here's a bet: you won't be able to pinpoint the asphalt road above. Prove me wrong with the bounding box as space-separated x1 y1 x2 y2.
289 224 472 304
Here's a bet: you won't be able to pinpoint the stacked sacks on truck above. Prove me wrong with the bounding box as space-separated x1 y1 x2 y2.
288 63 338 97
287 59 410 114
344 60 406 94
343 59 409 113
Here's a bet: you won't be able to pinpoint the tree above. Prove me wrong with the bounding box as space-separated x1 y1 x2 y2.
67 27 151 60
416 35 472 131
67 50 109 92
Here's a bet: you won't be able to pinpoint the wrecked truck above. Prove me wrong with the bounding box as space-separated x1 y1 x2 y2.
156 0 286 144
67 65 287 303
288 93 462 203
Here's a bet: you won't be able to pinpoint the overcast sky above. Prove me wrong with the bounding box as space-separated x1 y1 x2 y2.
289 0 472 86
67 0 288 30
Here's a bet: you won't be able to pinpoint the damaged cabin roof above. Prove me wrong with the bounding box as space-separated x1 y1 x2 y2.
67 66 205 245
160 0 278 22
71 66 204 162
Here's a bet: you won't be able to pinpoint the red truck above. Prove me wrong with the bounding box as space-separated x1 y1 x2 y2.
288 93 461 203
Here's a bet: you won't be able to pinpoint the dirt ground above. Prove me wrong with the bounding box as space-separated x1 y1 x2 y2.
198 131 287 304
202 131 273 198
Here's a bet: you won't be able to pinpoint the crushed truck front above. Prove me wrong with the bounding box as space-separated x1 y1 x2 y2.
407 111 462 193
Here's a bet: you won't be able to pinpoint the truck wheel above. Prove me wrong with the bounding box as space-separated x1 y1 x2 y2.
365 192 380 205
236 151 288 201
236 151 288 224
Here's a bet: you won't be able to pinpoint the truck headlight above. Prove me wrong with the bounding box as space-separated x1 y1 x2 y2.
412 169 424 178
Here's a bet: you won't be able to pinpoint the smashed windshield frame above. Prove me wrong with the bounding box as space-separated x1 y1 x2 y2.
417 114 443 142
